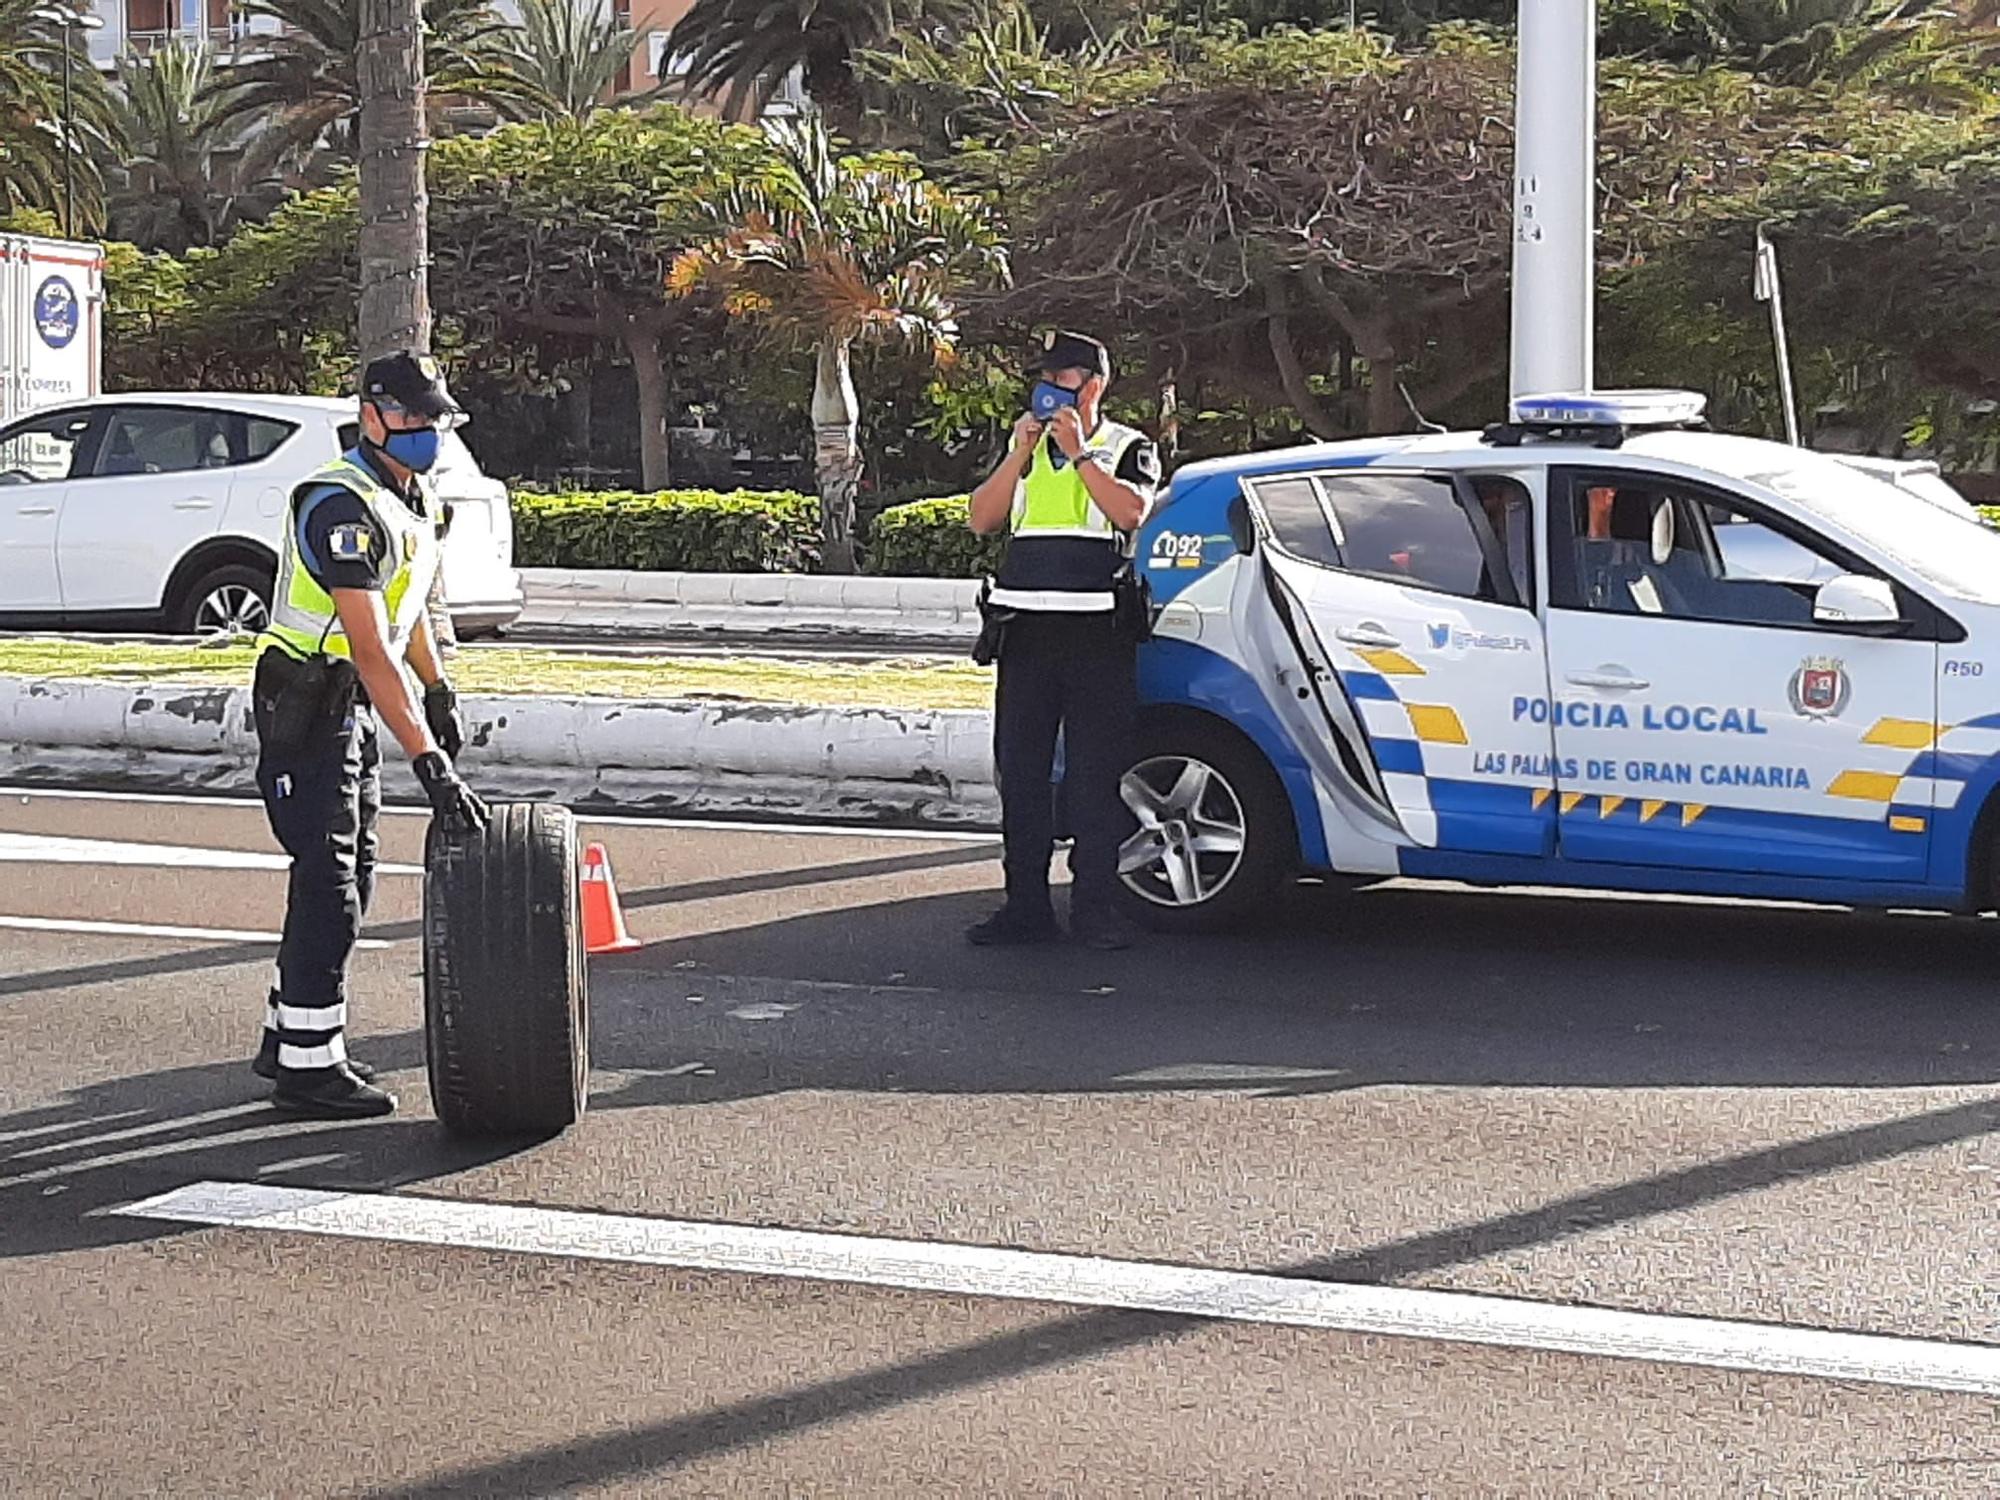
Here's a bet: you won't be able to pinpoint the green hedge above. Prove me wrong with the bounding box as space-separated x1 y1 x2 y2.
512 488 821 572
865 496 1002 578
509 485 1002 577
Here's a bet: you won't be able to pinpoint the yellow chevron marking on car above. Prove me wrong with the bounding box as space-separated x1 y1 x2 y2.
1890 815 1927 834
1828 770 1902 803
1681 804 1707 828
1600 796 1626 819
1640 800 1668 824
1404 704 1468 744
1862 718 1939 750
1353 647 1426 677
1531 788 1552 811
1560 792 1587 815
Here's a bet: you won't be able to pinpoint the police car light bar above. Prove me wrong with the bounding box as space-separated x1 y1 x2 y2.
1508 389 1708 428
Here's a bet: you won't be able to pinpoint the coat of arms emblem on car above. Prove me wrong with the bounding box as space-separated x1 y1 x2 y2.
1788 656 1850 718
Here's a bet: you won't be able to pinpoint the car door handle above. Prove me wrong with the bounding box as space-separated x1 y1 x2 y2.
1335 626 1401 649
1567 671 1650 691
173 498 215 511
16 504 56 516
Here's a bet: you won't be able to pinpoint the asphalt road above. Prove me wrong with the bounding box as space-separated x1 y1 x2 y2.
4 786 1999 1495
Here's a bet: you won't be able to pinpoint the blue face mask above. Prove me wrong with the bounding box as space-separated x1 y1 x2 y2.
1031 380 1079 421
380 426 440 473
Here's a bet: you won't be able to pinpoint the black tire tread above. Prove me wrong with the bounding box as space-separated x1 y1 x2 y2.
424 801 589 1136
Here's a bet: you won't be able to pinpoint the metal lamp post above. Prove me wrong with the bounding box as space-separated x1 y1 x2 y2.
30 4 105 239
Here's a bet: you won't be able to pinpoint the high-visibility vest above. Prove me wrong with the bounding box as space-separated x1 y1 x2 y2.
988 420 1148 612
257 453 442 663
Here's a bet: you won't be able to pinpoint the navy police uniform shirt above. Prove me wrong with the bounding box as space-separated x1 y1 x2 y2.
295 449 427 594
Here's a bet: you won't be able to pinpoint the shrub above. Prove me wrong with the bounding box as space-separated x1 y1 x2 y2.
512 488 820 572
865 496 1002 578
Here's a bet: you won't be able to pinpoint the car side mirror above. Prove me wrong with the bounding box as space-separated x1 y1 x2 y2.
1226 493 1256 555
1814 573 1902 630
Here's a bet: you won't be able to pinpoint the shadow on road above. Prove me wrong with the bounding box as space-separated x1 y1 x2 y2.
367 1090 2000 1498
584 878 2000 1104
0 1034 529 1260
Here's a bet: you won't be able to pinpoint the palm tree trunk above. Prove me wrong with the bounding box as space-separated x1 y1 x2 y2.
357 0 431 362
811 337 863 575
622 311 673 490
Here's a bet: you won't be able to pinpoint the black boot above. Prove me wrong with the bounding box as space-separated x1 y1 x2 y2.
965 904 1061 947
270 1063 397 1118
255 1031 375 1083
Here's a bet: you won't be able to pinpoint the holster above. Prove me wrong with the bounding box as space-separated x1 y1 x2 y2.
253 647 358 756
971 576 1017 666
1112 560 1154 645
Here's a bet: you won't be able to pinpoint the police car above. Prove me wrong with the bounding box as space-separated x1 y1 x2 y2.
1116 391 2000 929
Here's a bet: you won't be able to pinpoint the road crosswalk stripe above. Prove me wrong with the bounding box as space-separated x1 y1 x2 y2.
119 1180 2000 1398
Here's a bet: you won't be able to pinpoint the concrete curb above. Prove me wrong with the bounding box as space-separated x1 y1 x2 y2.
519 569 981 644
0 675 1000 829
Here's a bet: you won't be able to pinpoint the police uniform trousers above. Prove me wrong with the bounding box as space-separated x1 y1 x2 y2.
994 610 1137 920
252 651 381 1075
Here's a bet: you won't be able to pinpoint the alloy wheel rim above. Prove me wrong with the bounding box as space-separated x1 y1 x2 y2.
1117 754 1249 908
194 584 269 638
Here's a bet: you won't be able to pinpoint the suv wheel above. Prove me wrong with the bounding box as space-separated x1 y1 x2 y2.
171 562 274 638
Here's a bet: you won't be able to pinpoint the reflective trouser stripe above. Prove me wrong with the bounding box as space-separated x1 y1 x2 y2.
273 1001 347 1032
986 588 1117 611
277 1035 348 1070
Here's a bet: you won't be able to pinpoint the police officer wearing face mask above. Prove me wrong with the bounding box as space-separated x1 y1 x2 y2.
966 330 1162 950
248 350 490 1118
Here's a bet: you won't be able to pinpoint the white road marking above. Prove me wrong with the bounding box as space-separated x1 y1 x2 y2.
11 1103 270 1159
0 785 998 843
0 831 422 875
0 914 392 948
118 1180 2000 1398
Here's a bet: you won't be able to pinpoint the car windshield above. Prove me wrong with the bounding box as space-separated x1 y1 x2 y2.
1742 455 2000 606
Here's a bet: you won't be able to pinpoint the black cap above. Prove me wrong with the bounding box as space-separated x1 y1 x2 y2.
1030 329 1111 381
361 349 460 420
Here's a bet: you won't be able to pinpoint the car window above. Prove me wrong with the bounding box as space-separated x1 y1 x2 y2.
1247 476 1342 568
1317 473 1505 600
0 410 95 484
94 406 234 478
246 417 298 462
1553 471 1873 629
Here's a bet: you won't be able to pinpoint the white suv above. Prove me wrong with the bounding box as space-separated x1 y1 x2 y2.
0 392 524 637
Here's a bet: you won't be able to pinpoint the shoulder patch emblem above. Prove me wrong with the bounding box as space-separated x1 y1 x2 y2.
328 523 373 562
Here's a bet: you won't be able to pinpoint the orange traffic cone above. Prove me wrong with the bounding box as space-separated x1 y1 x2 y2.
581 842 643 954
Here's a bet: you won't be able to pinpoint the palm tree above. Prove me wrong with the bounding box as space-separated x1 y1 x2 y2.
665 0 966 124
0 0 119 231
202 0 540 171
495 0 655 122
109 40 286 251
669 113 1006 571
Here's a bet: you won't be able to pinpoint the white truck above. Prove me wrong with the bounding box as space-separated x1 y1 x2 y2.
2 232 104 427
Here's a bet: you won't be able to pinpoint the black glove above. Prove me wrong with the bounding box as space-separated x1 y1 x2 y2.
413 750 490 832
423 679 466 760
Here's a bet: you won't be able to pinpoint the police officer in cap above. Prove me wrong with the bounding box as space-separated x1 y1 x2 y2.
966 330 1162 950
249 350 491 1118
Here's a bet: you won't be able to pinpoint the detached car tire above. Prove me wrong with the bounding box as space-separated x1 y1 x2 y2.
1114 717 1296 933
424 800 590 1137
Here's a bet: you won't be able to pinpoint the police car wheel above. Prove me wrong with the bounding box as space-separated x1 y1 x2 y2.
1116 721 1292 932
423 801 590 1138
